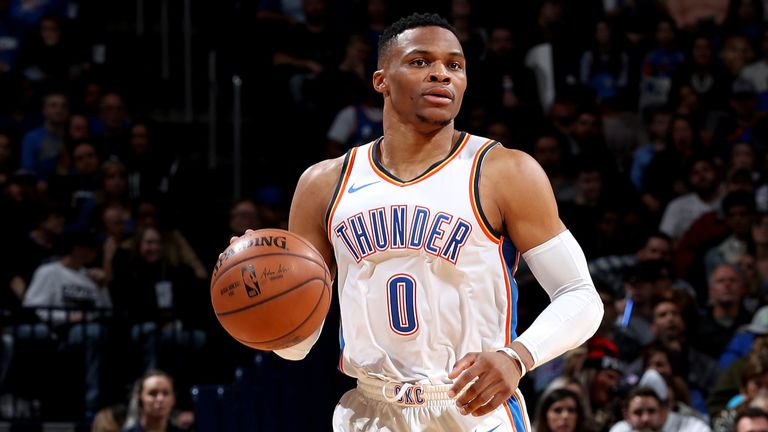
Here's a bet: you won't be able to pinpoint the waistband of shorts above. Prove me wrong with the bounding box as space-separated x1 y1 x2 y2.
356 374 457 408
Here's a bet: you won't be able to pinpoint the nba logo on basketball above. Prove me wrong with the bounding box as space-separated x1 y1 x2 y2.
241 264 261 297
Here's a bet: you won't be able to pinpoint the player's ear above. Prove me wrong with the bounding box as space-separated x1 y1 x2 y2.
372 70 387 94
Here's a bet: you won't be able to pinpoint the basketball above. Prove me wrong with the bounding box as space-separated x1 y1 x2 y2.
210 228 332 351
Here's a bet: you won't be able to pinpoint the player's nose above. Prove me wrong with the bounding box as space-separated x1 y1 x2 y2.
428 63 450 83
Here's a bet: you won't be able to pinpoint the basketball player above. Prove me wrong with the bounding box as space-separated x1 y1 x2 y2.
238 13 603 431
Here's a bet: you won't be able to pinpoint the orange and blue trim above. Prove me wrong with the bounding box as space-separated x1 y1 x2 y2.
469 140 502 243
325 147 358 242
504 390 531 432
368 132 470 186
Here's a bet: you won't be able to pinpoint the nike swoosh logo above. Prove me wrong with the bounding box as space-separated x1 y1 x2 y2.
485 425 501 432
348 181 380 193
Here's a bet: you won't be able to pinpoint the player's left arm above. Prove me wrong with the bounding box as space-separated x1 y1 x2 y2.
449 147 604 416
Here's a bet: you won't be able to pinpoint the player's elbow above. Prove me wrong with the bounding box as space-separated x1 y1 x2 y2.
273 346 311 361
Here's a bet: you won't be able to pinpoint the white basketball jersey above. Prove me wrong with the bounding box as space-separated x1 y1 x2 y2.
326 132 521 384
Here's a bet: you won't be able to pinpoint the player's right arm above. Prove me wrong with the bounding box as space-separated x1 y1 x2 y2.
273 155 345 361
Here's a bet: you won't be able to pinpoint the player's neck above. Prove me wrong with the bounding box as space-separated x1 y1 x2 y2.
378 123 460 181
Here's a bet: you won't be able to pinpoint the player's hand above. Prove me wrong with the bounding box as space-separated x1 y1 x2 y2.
229 228 255 245
447 351 521 416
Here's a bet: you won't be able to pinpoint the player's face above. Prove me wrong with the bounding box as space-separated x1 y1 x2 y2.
374 26 466 130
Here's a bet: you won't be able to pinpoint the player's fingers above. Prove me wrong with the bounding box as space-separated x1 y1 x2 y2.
448 353 476 379
229 229 255 245
448 354 477 397
454 372 490 410
470 392 507 417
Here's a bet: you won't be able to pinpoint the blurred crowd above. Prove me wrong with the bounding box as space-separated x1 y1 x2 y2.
6 0 768 431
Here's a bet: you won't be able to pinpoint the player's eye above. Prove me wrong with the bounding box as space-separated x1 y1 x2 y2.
449 62 463 70
410 59 427 67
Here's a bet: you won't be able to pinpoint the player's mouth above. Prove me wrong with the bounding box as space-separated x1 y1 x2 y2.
422 87 454 105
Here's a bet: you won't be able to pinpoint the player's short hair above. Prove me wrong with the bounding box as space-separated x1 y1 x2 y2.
378 13 457 66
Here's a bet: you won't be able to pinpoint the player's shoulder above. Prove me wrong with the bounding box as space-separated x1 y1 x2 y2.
300 153 347 186
480 142 544 179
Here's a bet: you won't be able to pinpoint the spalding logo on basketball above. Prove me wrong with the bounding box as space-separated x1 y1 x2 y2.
210 229 332 351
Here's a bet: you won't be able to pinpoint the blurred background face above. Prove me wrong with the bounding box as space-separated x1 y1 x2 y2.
692 37 713 66
229 201 260 235
745 373 768 400
595 21 611 45
547 396 578 432
627 396 664 431
488 28 513 56
709 265 745 305
731 143 756 171
140 375 175 420
43 94 69 126
646 350 673 377
652 301 685 341
73 143 99 175
688 160 717 193
638 236 672 262
533 136 562 171
655 21 675 47
40 17 60 46
139 227 163 263
100 93 126 130
69 114 90 141
102 164 127 196
130 124 150 155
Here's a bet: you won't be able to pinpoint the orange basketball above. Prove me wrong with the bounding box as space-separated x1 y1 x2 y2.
210 228 332 351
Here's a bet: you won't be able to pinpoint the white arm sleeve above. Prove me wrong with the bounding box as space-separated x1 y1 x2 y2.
273 320 325 361
515 230 603 369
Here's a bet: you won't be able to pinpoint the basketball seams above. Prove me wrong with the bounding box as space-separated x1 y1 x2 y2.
215 276 329 316
211 251 328 290
232 279 330 347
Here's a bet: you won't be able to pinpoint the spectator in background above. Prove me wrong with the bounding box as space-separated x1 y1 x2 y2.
123 121 171 201
724 0 765 44
68 113 90 143
533 388 586 432
734 407 768 432
643 115 703 217
6 200 64 305
122 369 189 432
91 92 130 160
579 19 629 103
659 155 722 241
20 91 68 183
610 384 711 432
722 34 757 84
110 225 207 376
17 15 79 85
228 198 262 237
325 82 382 157
589 231 674 297
131 199 207 281
531 133 576 202
638 18 686 110
631 107 673 194
694 264 753 359
576 337 623 431
741 27 768 111
21 229 111 418
704 190 757 278
713 353 768 431
0 0 22 75
721 305 768 371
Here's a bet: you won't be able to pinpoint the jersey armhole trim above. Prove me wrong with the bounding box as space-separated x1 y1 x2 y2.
470 140 503 242
325 147 357 242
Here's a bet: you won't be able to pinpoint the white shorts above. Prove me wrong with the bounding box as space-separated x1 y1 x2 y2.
332 375 531 432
